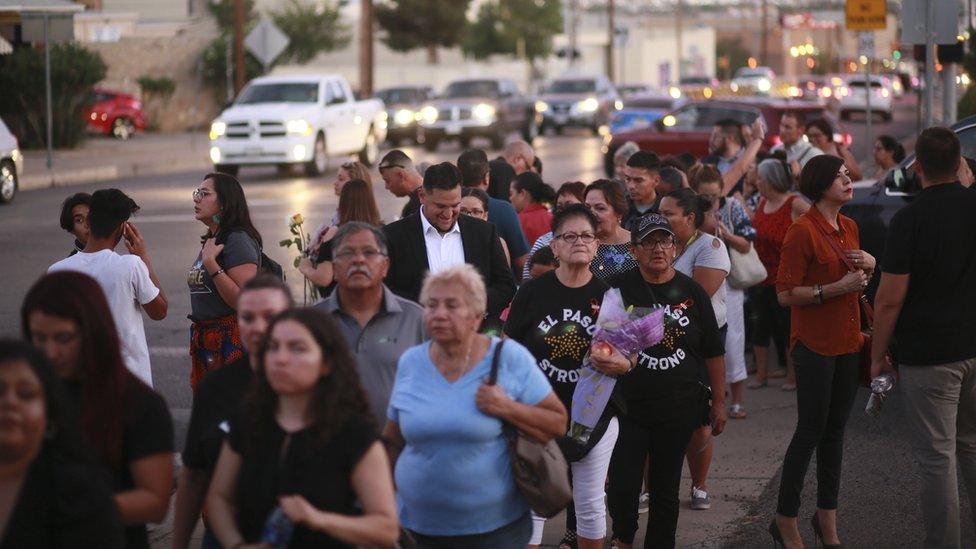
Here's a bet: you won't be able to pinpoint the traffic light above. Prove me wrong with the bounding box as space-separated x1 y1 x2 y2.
913 44 927 62
938 41 965 64
893 49 902 60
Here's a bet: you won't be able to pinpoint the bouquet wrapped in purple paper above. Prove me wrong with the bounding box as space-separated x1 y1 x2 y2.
568 288 665 444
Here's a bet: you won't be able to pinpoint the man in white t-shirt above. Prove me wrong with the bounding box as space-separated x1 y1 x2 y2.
49 189 167 386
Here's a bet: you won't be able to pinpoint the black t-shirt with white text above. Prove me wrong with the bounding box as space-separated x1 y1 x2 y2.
610 268 724 424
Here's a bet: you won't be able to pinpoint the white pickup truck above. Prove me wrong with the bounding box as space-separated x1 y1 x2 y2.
208 74 387 176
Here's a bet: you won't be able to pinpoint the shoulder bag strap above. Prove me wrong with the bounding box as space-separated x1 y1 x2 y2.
487 339 506 386
812 221 875 324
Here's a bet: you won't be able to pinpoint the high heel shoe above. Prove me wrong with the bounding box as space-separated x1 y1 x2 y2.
811 512 844 549
768 520 785 548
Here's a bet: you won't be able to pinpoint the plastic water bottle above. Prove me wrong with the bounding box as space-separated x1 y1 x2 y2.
865 374 895 417
261 506 294 549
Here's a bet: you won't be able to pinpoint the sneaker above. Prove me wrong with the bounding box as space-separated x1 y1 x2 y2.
691 486 711 510
637 492 649 514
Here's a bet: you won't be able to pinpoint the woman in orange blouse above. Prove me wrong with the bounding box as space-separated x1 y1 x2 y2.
770 155 875 549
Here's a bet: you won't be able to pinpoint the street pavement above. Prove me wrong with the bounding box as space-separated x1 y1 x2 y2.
0 100 953 548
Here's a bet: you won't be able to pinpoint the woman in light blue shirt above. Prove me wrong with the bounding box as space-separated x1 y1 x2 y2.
383 264 567 548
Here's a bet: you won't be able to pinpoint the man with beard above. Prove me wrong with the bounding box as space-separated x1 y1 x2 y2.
703 118 766 196
316 222 426 425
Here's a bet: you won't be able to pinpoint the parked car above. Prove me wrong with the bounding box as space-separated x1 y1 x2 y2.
535 74 621 134
376 85 434 145
678 75 721 100
602 98 848 175
0 116 22 204
617 83 655 98
840 74 893 122
789 75 832 101
608 93 680 135
84 88 147 140
731 66 776 95
419 78 539 151
208 74 387 176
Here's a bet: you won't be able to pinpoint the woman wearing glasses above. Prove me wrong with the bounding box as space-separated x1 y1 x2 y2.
505 204 619 549
461 187 511 267
188 173 262 390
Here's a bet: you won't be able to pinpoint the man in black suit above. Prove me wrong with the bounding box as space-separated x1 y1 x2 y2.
383 162 516 317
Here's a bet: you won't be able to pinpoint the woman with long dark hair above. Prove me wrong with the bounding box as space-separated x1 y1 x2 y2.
510 171 557 247
299 178 382 297
188 172 263 390
0 339 124 548
770 155 874 548
22 272 174 549
206 308 399 548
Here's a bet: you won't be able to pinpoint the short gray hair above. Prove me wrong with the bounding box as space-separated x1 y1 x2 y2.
331 222 388 255
614 141 640 165
419 264 487 318
757 158 793 193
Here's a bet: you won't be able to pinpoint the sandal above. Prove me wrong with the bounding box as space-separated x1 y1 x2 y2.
729 404 747 419
780 382 797 392
747 378 768 389
558 530 578 549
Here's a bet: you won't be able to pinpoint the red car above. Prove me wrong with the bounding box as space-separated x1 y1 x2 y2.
85 88 146 140
602 98 849 175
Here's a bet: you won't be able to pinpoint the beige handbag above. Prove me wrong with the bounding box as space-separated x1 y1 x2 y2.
488 340 572 519
725 200 768 289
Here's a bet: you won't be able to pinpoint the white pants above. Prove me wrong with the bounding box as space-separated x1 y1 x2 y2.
529 417 619 545
725 286 748 384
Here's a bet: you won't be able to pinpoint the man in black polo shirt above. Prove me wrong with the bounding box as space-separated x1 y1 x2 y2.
870 127 976 549
171 275 293 549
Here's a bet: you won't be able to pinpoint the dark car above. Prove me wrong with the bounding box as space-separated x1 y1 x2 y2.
841 115 976 298
419 78 539 151
376 85 434 145
602 98 848 175
84 88 146 140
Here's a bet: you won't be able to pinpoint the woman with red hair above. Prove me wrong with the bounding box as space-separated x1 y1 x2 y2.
21 271 174 549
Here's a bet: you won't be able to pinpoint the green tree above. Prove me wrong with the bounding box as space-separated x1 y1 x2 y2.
206 0 256 33
0 43 106 148
461 0 562 71
272 0 351 64
375 0 471 64
715 38 750 81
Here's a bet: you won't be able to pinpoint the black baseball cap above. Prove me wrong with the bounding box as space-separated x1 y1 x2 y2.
632 213 674 243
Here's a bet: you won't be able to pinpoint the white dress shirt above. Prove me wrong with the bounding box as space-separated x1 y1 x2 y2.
420 212 465 272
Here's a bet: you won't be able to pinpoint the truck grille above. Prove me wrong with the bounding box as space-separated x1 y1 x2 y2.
551 103 571 114
224 120 289 139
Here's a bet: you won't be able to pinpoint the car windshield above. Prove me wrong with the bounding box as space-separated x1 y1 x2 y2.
736 68 771 78
849 81 884 88
547 79 597 94
377 88 419 104
443 81 500 98
681 77 711 85
236 83 319 104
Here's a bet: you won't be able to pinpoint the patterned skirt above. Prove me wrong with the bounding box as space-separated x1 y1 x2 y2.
189 315 244 392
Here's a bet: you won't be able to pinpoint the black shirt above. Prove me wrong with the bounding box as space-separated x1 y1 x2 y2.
488 158 516 202
881 182 976 365
65 379 174 549
610 268 724 424
182 356 253 474
314 239 337 297
229 415 379 548
401 187 422 219
621 196 661 233
1 447 124 549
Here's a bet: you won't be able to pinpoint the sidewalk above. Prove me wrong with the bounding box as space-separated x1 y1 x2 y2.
20 132 212 191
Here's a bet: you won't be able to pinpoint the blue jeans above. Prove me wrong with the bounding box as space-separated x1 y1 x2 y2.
408 512 532 549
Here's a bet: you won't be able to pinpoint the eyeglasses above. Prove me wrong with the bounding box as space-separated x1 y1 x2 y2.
555 232 597 244
636 238 675 250
192 188 214 200
333 248 388 262
460 207 486 217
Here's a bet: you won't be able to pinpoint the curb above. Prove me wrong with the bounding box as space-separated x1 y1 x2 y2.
20 157 212 191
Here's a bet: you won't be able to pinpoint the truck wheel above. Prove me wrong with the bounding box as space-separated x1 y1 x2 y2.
0 161 17 204
522 119 539 143
305 134 328 176
214 164 239 177
424 137 440 152
359 126 380 166
554 125 564 136
112 117 135 140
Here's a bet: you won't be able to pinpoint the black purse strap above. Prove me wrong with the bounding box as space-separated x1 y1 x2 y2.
487 339 505 386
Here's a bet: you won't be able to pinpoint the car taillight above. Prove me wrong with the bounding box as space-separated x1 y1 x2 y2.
842 133 852 146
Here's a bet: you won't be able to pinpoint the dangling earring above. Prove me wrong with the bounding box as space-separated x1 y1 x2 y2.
212 213 221 225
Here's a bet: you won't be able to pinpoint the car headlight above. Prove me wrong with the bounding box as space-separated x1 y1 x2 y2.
662 115 677 127
394 109 415 126
669 87 682 99
209 121 226 140
535 100 549 113
577 97 599 113
614 99 624 110
420 106 438 124
285 119 313 136
757 78 772 92
472 103 496 121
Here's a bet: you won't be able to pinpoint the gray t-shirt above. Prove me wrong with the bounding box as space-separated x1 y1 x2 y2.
673 233 731 328
187 230 260 320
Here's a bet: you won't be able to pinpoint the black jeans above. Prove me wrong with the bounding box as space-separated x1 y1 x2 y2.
776 342 860 517
607 407 699 549
408 512 531 549
750 285 791 367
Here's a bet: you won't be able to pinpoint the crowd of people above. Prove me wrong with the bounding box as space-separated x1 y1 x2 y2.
3 112 974 549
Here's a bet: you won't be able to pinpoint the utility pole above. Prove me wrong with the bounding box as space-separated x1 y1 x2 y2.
676 0 683 82
233 0 245 95
760 0 768 63
360 0 374 96
564 0 578 69
924 0 936 128
607 0 615 82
